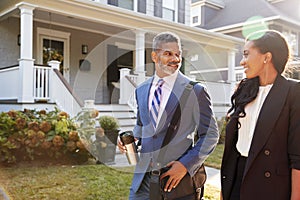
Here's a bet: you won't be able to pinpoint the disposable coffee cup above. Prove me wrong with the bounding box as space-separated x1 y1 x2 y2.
119 131 139 165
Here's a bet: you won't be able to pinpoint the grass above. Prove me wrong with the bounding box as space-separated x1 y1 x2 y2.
0 144 224 200
0 164 133 200
205 143 224 169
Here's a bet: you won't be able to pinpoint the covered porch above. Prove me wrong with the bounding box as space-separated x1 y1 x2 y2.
0 0 244 118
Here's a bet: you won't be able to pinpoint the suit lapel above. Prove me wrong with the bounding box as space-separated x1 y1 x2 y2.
156 72 188 131
244 75 290 175
138 77 153 127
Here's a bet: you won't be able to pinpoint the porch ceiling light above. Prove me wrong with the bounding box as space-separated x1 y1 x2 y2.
82 44 88 54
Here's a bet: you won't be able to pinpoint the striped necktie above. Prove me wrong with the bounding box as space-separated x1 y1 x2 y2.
150 79 164 128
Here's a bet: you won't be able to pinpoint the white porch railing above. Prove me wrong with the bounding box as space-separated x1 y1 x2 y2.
0 61 82 117
0 65 19 100
119 68 150 113
119 68 232 118
47 61 83 117
33 65 50 101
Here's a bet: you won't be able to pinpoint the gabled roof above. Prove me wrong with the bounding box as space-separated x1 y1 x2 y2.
202 0 298 30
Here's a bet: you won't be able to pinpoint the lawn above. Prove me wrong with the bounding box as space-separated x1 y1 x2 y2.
0 144 224 200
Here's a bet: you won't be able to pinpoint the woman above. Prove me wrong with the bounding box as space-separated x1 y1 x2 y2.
221 30 300 200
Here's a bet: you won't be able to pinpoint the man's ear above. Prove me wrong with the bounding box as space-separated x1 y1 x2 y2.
151 51 157 63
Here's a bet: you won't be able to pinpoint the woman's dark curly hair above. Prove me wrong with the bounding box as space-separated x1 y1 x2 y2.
227 30 290 122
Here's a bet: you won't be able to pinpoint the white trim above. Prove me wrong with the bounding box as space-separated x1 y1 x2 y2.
190 66 243 74
115 42 135 51
191 0 225 9
134 0 138 12
267 0 285 3
162 0 178 23
36 27 71 82
191 4 202 26
209 16 280 32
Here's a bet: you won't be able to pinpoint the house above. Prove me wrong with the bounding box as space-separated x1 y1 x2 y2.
0 0 243 131
191 0 300 81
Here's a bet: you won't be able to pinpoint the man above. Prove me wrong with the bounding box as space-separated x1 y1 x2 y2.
118 32 219 199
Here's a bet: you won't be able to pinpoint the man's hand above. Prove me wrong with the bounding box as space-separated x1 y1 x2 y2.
159 161 187 192
117 137 127 153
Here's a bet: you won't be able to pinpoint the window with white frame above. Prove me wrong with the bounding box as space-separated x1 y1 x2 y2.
162 0 176 22
282 29 298 56
119 0 135 10
236 72 244 81
191 4 201 26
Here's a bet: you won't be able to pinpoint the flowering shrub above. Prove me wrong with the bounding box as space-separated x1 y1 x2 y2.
0 108 91 165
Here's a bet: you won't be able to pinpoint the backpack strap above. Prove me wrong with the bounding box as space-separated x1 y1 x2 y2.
157 81 198 164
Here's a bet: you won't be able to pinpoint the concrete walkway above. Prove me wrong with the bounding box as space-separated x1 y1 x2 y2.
111 152 221 189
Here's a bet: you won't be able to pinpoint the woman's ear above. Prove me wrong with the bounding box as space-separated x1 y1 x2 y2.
265 52 272 63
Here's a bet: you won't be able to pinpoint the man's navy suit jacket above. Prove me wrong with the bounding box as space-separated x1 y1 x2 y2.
131 71 219 193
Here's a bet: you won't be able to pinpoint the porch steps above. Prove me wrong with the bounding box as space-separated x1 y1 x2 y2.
95 104 136 133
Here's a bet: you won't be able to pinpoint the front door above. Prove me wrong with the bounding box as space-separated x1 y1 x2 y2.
37 28 70 82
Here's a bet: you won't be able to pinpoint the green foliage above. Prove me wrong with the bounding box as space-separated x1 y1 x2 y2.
0 108 91 164
217 117 227 144
204 144 224 169
98 115 119 131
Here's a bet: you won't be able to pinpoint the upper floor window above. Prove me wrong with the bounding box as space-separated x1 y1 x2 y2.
162 0 176 22
282 29 298 56
191 4 201 26
107 0 138 11
119 0 134 10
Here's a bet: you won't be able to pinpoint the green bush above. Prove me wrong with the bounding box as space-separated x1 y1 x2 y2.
98 115 119 131
0 108 91 165
217 117 227 144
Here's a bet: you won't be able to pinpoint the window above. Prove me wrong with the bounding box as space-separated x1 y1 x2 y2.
193 16 199 24
37 28 70 82
190 54 199 62
162 0 176 22
107 0 138 11
236 73 244 81
191 4 201 26
282 29 298 56
119 0 134 10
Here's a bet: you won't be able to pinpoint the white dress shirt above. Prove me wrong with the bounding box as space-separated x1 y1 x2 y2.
236 84 273 157
148 71 178 124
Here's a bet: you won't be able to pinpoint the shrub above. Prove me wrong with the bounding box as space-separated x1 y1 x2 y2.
0 108 91 165
98 116 119 131
217 117 227 144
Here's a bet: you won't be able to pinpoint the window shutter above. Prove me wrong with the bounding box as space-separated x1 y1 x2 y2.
178 0 185 23
154 0 162 17
138 0 147 13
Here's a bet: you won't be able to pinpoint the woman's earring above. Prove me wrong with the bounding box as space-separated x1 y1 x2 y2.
263 60 267 64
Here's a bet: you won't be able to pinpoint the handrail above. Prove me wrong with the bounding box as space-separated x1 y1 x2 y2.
53 68 84 107
125 75 138 88
0 64 19 71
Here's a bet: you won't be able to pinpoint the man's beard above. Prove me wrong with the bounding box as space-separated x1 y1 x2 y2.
159 62 181 75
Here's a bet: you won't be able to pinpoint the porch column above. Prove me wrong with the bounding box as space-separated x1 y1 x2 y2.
17 3 36 103
134 29 146 85
227 50 236 93
119 68 131 104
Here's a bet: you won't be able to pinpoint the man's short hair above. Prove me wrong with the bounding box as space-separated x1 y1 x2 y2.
152 32 181 52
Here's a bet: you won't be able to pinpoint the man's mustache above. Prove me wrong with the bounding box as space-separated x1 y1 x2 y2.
168 62 180 65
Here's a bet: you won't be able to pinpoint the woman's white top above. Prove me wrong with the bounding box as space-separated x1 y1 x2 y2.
236 84 273 157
